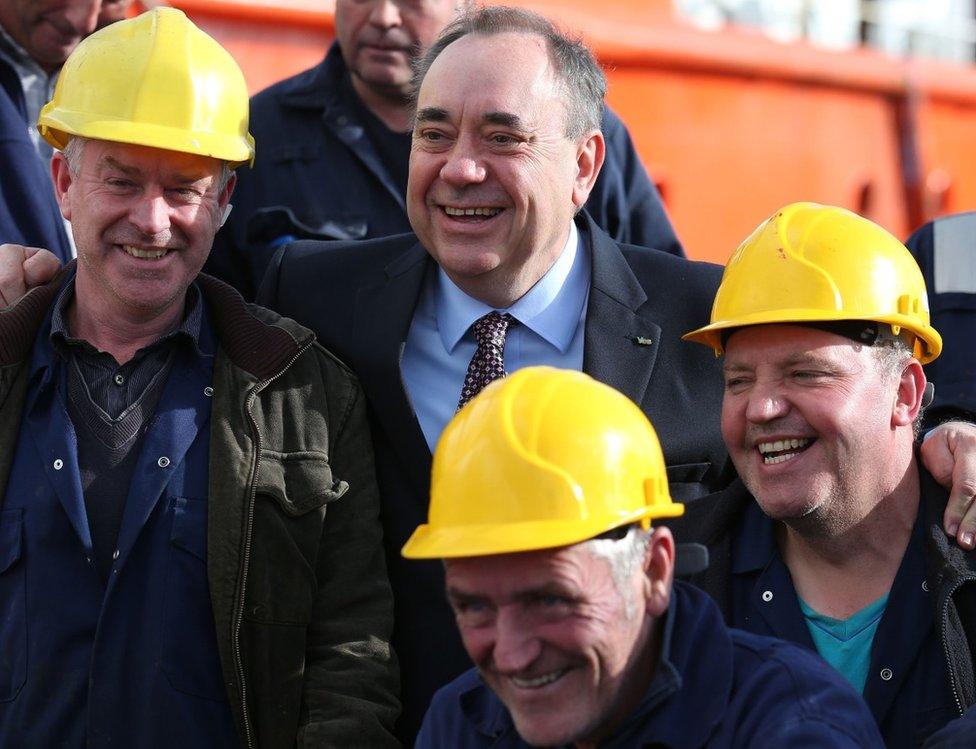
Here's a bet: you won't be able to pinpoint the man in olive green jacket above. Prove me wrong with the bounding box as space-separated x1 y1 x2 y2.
0 9 397 748
0 267 399 747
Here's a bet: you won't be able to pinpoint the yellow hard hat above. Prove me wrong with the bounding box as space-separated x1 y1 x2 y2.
684 202 942 364
401 367 684 559
38 8 254 168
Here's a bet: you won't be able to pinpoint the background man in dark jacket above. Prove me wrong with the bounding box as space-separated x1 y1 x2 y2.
204 0 682 299
677 202 976 747
406 367 884 748
0 10 397 747
905 214 976 426
0 0 131 262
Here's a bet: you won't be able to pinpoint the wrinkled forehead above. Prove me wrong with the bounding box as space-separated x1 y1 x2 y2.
417 31 561 118
722 323 874 365
444 543 607 596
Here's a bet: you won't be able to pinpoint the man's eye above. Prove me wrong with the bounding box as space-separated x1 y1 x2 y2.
490 134 516 145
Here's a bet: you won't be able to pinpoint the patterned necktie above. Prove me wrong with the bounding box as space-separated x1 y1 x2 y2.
457 311 516 410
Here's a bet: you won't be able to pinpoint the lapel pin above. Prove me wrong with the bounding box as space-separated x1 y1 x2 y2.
632 336 654 346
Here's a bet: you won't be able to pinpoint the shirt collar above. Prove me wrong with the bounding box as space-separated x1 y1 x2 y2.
435 220 588 353
48 279 211 361
731 499 779 575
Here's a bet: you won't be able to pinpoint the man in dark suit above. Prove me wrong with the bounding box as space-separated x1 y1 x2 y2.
256 7 727 741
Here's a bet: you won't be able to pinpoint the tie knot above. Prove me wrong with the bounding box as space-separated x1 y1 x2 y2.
472 311 514 348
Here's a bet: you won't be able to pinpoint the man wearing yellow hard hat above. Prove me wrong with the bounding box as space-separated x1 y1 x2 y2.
404 366 883 747
0 9 397 747
677 202 976 747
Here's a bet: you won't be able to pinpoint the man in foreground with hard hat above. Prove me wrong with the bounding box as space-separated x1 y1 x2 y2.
405 366 884 748
678 202 976 747
0 8 396 747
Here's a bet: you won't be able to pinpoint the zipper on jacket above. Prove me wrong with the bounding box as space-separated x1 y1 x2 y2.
232 338 314 748
940 575 974 717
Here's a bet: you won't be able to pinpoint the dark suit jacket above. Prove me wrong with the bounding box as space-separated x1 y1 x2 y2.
257 212 731 742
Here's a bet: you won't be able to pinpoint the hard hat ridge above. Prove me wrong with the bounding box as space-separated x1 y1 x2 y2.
402 367 684 559
684 202 942 363
38 7 255 168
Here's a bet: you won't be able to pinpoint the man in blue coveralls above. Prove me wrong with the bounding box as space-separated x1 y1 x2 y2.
0 8 397 748
678 202 976 747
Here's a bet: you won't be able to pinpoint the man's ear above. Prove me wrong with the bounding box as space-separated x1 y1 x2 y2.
51 152 74 221
572 129 605 210
643 526 675 618
218 170 237 209
893 359 926 428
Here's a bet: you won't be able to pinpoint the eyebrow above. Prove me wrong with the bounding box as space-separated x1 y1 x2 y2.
415 106 449 123
483 111 527 131
414 107 529 132
723 352 838 373
100 155 140 176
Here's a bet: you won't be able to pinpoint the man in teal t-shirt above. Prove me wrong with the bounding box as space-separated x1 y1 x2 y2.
674 203 976 748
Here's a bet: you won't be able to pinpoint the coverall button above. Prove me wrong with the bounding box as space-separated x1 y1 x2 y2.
880 668 893 681
761 590 773 602
158 456 171 468
53 458 63 470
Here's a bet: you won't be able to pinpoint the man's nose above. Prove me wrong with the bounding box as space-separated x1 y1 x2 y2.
491 608 541 675
439 143 487 187
368 0 402 29
65 0 102 36
129 193 172 237
745 381 790 423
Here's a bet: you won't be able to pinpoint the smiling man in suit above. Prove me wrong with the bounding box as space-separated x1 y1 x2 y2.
257 7 727 740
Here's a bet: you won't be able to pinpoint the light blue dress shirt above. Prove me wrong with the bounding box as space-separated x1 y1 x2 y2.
402 221 590 451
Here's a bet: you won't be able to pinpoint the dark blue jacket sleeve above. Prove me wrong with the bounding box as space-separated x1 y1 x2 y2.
584 106 684 257
905 218 976 424
0 59 72 262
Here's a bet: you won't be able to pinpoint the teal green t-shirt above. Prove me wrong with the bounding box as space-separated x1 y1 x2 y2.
798 593 889 694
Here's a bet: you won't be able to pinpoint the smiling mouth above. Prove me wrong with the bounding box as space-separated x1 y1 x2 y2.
757 438 814 465
122 244 170 260
442 206 503 219
511 669 568 689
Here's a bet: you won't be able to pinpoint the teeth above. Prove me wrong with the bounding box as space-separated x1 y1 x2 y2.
757 438 810 454
511 669 567 689
757 438 812 464
444 206 502 217
123 245 168 259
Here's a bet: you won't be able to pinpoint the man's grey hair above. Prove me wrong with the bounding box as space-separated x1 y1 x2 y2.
411 6 607 139
583 525 651 619
61 135 235 191
871 334 926 437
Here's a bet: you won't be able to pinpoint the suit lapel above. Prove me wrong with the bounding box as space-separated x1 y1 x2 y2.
352 243 433 502
582 215 661 405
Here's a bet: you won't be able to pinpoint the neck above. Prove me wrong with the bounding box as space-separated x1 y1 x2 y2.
350 75 413 133
779 453 919 619
68 291 184 366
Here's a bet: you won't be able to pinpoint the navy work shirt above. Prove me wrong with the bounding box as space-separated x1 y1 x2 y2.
0 281 238 747
728 498 957 747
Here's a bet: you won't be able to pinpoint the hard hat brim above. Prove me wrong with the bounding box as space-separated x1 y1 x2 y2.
401 503 685 560
39 112 256 168
684 309 942 365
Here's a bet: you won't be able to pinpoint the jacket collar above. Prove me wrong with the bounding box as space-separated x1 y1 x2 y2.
581 211 660 407
459 583 733 748
0 261 314 382
277 42 344 111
